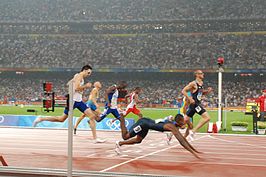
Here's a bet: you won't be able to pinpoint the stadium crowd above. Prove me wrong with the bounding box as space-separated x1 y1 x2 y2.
0 78 265 107
0 0 265 22
1 33 265 69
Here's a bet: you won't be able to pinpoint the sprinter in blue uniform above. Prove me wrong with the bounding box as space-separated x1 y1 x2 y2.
96 81 127 122
115 114 200 158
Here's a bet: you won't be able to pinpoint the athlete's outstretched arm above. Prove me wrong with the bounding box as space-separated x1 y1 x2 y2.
164 124 200 158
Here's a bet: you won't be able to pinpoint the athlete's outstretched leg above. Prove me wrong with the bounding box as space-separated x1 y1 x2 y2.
74 113 86 134
84 108 98 121
193 112 210 133
115 135 143 154
119 135 143 146
83 109 106 143
33 114 68 127
88 117 97 139
184 115 193 138
137 113 143 119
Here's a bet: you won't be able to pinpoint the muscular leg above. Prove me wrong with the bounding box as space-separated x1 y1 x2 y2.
84 108 98 121
137 113 143 119
192 112 210 133
88 117 97 139
33 114 68 127
84 109 98 140
184 115 193 138
83 108 105 142
94 108 102 116
74 113 86 130
95 108 109 122
119 135 143 146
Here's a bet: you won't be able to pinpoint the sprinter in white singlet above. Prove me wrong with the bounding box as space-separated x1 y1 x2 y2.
33 65 99 127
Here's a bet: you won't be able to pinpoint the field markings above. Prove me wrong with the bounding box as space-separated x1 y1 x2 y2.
100 135 208 172
208 135 266 149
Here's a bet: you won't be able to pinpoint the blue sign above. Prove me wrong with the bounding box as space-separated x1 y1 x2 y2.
0 115 135 131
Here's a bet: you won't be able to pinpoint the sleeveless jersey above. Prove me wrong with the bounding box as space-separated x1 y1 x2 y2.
73 73 84 102
127 93 136 109
192 81 203 104
106 89 119 109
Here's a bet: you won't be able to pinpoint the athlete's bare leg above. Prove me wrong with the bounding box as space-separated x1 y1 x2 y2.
88 117 97 139
192 112 210 133
74 114 86 132
84 109 106 143
184 115 193 138
33 114 68 127
137 113 143 119
84 108 99 121
118 135 143 146
74 107 101 133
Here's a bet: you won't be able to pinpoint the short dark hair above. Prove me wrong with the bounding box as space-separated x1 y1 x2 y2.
134 87 141 91
119 81 127 86
174 114 184 122
81 65 92 71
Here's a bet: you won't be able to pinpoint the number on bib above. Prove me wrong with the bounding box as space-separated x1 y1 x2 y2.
195 106 202 113
133 125 142 133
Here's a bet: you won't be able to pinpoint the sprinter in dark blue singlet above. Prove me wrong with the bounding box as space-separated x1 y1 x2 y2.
115 114 201 159
182 70 213 140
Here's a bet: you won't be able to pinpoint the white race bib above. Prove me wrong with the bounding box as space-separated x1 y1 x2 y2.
133 125 142 133
195 106 202 113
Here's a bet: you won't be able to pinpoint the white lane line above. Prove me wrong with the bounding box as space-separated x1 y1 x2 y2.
142 151 266 159
99 158 266 168
86 153 97 157
146 146 156 149
121 154 129 157
208 135 266 149
106 154 116 158
123 150 133 153
100 135 208 172
135 150 142 153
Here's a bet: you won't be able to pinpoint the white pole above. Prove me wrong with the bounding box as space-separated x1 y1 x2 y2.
224 97 227 131
67 80 74 177
218 67 223 123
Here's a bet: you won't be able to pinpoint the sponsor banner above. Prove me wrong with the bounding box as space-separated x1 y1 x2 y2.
0 115 135 131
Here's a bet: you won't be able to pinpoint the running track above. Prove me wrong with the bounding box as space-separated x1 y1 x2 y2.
0 127 266 177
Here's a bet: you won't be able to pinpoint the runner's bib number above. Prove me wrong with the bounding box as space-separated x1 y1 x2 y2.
133 125 142 133
195 106 202 113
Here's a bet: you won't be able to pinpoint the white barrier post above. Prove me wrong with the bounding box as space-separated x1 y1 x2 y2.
224 97 228 132
218 67 224 123
67 80 74 177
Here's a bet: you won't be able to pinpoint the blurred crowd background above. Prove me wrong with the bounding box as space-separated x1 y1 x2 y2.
0 0 265 107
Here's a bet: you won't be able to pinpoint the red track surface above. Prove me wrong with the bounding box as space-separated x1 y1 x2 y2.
1 127 266 177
